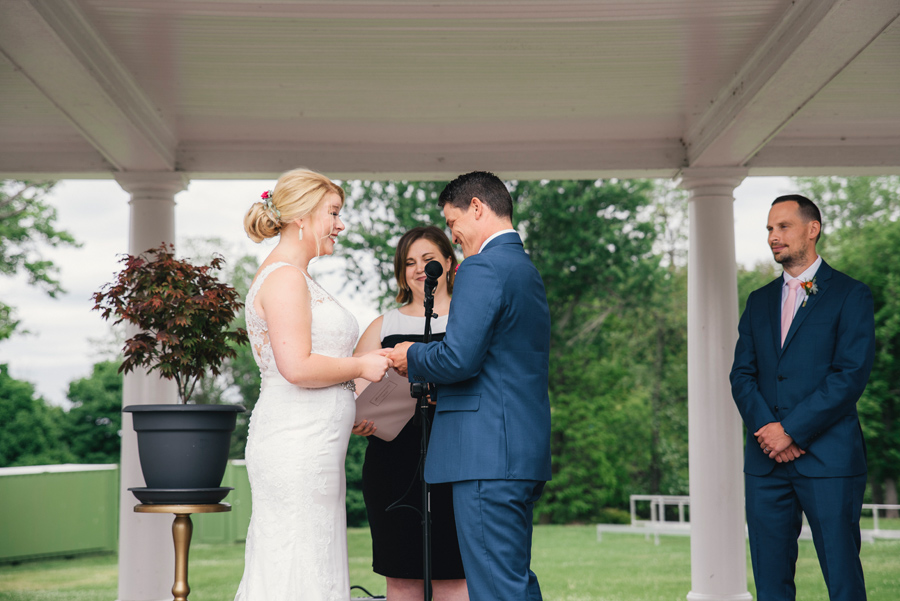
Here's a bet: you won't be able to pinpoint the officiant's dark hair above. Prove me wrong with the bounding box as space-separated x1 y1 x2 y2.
394 226 458 304
772 194 822 243
439 171 513 219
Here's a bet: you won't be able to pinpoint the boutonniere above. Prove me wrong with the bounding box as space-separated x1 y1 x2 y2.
799 277 818 307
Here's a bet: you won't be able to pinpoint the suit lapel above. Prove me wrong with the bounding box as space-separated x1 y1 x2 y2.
767 278 784 356
781 261 833 353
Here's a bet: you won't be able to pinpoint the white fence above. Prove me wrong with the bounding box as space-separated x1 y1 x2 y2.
597 495 900 545
868 503 900 536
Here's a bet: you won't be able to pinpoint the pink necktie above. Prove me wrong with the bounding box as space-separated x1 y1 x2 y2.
781 279 802 346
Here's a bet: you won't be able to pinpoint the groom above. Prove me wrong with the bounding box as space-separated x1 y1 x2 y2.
389 171 552 601
730 194 875 600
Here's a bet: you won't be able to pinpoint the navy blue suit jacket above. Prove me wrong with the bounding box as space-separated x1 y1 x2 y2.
407 232 552 484
730 260 875 477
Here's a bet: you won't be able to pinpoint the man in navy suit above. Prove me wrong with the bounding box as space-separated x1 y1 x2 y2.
389 171 551 601
730 194 875 601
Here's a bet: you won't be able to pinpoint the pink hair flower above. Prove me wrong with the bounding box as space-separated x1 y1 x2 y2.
259 190 280 220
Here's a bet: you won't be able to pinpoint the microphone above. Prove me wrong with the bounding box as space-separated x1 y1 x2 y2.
424 260 444 296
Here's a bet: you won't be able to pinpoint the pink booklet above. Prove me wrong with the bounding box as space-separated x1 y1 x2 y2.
354 370 417 441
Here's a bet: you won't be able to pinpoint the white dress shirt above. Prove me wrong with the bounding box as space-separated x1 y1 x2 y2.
478 229 517 254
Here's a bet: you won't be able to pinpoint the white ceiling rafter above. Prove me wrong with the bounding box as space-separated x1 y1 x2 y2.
178 138 687 181
684 0 900 169
0 1 897 181
0 0 176 172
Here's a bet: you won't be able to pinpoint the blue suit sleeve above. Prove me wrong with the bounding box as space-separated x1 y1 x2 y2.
781 283 876 449
731 290 778 433
407 256 502 385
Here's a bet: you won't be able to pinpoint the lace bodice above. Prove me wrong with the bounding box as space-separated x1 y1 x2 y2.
246 262 359 384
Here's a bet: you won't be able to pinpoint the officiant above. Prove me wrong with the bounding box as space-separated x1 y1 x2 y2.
352 225 468 601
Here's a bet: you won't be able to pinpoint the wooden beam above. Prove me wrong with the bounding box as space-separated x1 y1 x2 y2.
748 137 900 176
176 138 685 181
0 0 176 171
685 0 900 168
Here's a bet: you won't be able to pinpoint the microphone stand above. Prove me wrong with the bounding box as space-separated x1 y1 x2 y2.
409 275 437 601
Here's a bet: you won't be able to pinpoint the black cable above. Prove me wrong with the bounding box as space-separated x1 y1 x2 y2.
350 584 386 598
384 408 431 517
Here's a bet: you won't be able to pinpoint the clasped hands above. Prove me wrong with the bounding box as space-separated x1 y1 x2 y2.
754 422 805 463
385 341 414 377
349 341 416 438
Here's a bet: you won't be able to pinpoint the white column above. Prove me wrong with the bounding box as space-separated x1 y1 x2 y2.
681 168 752 601
114 172 187 601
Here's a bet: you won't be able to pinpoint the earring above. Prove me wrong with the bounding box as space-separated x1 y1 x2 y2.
298 226 304 241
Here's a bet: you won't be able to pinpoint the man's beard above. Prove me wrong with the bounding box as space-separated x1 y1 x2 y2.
773 244 806 269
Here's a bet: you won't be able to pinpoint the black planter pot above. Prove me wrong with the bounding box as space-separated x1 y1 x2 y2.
123 404 245 504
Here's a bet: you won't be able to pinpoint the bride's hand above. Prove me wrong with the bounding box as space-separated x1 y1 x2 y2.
358 350 392 382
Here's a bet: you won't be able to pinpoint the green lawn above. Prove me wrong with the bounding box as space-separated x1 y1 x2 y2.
1 526 898 601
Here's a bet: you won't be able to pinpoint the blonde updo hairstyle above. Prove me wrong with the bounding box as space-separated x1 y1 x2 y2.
244 168 345 243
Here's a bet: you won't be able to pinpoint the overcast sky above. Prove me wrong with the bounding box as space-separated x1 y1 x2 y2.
0 176 790 407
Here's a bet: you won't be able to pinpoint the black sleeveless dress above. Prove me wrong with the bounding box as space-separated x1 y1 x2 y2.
361 309 466 580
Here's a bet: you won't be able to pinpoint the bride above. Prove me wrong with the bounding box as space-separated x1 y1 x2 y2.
236 168 393 600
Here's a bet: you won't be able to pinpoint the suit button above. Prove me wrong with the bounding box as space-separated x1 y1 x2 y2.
777 375 786 381
774 405 779 411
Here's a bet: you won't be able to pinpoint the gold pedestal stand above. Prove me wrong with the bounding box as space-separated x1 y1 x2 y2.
134 503 231 601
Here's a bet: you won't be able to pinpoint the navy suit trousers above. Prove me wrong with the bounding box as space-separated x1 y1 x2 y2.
745 463 866 601
451 479 545 601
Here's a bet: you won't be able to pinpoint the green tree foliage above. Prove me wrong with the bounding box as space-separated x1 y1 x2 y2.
514 179 676 522
622 268 689 498
0 180 80 341
516 179 658 336
0 364 74 467
738 261 779 313
540 347 650 520
60 361 123 464
345 435 369 527
796 176 900 238
0 303 20 341
626 183 691 498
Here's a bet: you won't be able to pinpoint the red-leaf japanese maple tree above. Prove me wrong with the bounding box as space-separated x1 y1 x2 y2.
92 243 247 403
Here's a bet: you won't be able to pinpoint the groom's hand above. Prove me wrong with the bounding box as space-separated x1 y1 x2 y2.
754 422 793 458
387 341 414 377
774 442 805 463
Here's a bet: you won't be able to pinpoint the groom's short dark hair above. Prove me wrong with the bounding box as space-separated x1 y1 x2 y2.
439 171 513 219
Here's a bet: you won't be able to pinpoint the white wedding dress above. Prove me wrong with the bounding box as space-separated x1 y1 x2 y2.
235 262 358 601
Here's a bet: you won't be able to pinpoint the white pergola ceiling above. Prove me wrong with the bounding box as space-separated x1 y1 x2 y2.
1 0 898 181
